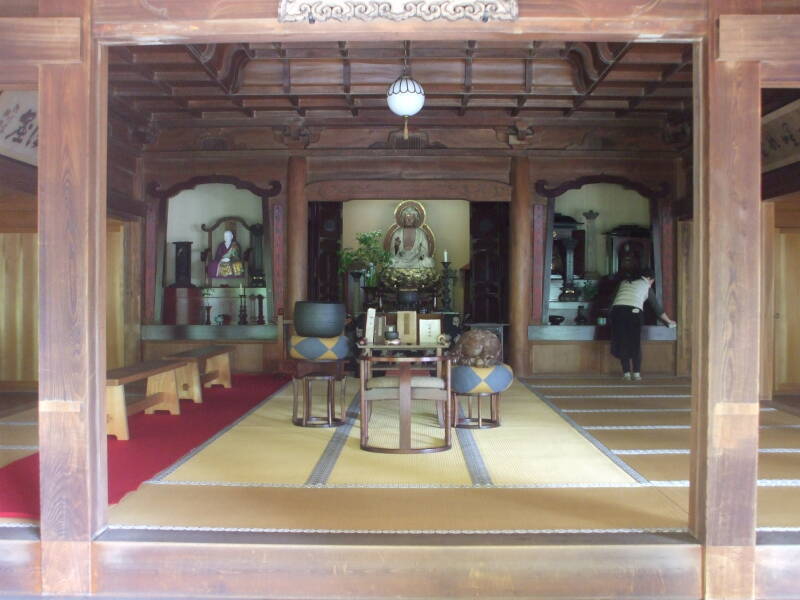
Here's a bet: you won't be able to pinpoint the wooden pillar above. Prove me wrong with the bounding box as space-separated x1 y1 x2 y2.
760 202 775 403
286 155 308 319
124 219 143 364
142 197 166 324
509 156 532 375
38 1 108 595
530 202 548 324
676 220 692 377
690 1 761 598
658 197 677 318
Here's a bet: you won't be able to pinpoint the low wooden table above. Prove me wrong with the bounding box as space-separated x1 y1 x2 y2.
164 345 234 403
106 359 188 440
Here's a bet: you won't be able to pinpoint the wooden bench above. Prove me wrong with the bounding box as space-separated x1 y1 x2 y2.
164 345 234 404
106 359 187 441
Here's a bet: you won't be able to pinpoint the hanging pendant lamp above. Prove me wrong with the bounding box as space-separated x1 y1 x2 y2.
386 75 425 139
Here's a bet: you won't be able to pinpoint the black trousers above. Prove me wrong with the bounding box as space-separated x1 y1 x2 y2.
610 305 642 373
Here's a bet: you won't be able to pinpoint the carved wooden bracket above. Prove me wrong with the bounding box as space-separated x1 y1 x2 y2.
147 175 282 201
273 124 319 149
535 174 670 201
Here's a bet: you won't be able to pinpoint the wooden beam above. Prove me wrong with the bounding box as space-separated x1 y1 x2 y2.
93 533 701 599
0 536 39 596
690 2 762 598
0 17 81 64
760 61 800 87
306 179 511 203
756 543 800 599
92 18 705 45
719 14 800 62
0 64 38 89
509 156 532 377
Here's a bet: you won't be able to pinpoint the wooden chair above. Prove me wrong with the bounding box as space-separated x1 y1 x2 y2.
358 355 451 454
106 359 187 441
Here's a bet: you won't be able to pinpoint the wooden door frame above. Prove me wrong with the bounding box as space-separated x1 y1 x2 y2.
3 3 800 598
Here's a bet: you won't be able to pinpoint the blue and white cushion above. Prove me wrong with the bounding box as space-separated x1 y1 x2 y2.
289 335 350 360
451 363 514 394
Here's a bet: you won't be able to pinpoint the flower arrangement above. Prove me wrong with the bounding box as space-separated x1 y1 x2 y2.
338 230 392 287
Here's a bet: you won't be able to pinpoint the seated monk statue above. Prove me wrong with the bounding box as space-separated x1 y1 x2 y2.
388 204 434 269
207 229 245 278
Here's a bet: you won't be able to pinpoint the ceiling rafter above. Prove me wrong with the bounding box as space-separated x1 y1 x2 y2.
339 41 358 117
512 41 541 117
107 41 692 128
617 48 693 116
459 40 476 116
112 47 190 115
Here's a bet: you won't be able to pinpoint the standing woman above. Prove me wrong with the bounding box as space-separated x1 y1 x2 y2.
610 268 676 381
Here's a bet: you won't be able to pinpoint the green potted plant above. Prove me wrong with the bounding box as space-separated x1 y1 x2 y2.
338 230 392 287
581 280 599 302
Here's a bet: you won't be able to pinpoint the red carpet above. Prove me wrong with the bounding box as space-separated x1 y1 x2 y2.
0 374 288 520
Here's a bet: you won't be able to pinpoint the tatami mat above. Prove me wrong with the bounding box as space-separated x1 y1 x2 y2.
471 390 634 485
521 376 691 387
0 423 37 446
542 396 691 411
0 407 36 423
621 454 689 481
327 433 473 486
534 390 691 400
326 396 472 486
758 487 800 528
569 411 691 427
760 428 800 448
0 448 35 469
759 453 800 479
108 484 689 532
761 411 800 426
163 392 339 485
589 428 692 450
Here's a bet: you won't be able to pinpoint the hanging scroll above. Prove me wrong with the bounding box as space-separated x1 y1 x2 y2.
762 98 800 174
0 91 38 166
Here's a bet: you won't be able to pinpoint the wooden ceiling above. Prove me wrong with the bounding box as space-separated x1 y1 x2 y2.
109 40 693 130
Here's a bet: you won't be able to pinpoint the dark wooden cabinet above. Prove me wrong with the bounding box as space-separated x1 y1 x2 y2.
163 287 203 325
308 202 343 302
468 202 509 323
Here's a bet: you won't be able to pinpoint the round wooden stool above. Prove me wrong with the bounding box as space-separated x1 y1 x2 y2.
450 363 514 429
283 335 351 428
292 372 346 427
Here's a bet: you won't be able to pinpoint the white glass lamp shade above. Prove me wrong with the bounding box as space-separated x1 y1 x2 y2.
386 76 425 117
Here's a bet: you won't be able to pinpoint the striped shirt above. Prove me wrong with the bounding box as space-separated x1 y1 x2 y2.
612 278 664 316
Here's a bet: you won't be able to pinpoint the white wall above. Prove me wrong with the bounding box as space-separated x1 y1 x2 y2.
555 183 650 276
342 199 470 313
166 184 263 286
